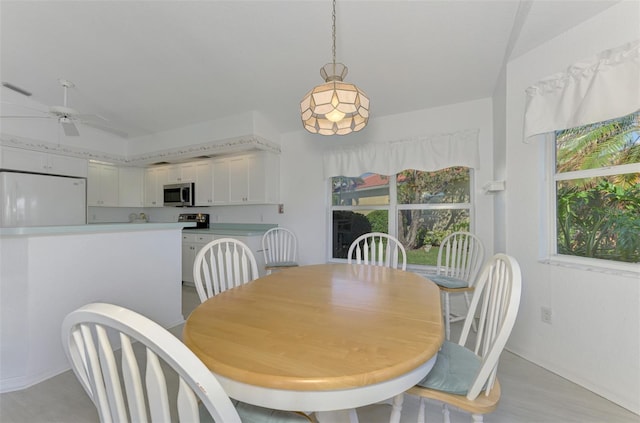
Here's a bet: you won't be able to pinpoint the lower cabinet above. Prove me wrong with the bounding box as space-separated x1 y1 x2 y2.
181 232 266 285
182 233 215 284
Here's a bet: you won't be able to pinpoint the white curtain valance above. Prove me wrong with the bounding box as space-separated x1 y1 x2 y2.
523 39 640 140
323 128 479 178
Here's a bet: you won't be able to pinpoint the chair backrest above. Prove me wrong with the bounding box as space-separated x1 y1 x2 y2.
61 303 242 423
436 231 485 287
262 227 298 265
193 238 259 303
459 253 522 400
347 232 407 270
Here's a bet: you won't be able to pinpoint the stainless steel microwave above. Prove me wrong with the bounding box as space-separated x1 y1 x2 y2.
163 183 195 207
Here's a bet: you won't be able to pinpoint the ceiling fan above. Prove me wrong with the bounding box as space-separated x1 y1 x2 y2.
1 79 127 138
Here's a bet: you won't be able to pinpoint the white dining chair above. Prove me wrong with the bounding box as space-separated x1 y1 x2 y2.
61 302 311 423
193 238 259 303
347 232 407 270
430 231 485 339
400 253 522 423
262 227 299 275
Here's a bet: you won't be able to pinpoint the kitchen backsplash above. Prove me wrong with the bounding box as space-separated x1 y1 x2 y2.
88 204 281 224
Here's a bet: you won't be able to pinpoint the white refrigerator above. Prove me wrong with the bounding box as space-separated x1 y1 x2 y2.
0 171 87 227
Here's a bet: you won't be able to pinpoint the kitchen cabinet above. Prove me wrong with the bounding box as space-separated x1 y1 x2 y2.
181 233 215 284
227 152 279 204
212 158 230 205
167 163 196 184
87 162 118 206
1 146 87 178
118 167 144 207
228 156 250 203
144 166 168 207
181 231 267 283
194 160 214 205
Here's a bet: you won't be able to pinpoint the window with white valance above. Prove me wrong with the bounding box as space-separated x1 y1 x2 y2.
322 128 479 178
323 128 480 267
524 39 640 270
524 39 640 139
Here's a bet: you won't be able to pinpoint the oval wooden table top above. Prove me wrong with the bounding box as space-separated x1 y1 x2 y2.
183 263 443 394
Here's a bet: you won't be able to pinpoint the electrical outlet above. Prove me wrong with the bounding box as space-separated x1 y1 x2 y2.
541 307 553 324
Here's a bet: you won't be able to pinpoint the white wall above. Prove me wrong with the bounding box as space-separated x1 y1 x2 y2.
126 111 280 158
503 1 640 414
278 98 496 267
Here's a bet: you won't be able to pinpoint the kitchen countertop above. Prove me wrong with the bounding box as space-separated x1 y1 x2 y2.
0 222 195 237
183 223 277 237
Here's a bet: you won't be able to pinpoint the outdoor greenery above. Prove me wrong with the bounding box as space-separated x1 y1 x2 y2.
555 111 639 263
365 210 388 233
396 167 470 250
331 167 471 266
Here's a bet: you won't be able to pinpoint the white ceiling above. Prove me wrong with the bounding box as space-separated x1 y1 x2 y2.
0 0 620 139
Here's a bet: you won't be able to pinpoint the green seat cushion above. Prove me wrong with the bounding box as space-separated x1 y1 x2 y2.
416 340 481 395
199 400 310 422
266 261 299 268
430 274 468 289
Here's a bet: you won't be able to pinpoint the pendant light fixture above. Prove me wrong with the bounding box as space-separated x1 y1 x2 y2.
300 0 369 135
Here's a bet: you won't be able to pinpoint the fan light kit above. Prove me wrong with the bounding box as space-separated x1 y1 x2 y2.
300 0 369 135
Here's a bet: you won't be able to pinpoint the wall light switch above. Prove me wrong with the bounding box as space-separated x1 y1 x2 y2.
278 204 284 214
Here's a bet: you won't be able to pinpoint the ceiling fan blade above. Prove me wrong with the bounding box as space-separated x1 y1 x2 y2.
0 115 52 119
0 101 49 115
61 121 80 136
76 113 110 125
81 120 128 138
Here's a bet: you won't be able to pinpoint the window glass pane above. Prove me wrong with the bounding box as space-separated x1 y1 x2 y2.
397 209 470 266
556 111 640 173
397 168 470 204
331 174 390 206
332 210 388 259
556 176 640 263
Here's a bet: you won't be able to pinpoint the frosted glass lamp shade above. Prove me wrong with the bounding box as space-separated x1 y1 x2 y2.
301 63 369 135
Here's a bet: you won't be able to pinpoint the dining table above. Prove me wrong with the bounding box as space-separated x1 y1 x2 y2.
183 263 444 423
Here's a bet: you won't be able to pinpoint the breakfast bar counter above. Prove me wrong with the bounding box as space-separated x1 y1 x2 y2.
0 222 193 393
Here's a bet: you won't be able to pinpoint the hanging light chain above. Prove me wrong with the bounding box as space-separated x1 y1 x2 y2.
332 0 337 75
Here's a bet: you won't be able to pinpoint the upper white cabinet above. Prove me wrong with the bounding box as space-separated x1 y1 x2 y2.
227 152 279 204
166 162 196 184
228 156 250 203
144 166 168 207
212 158 230 205
118 167 145 207
1 146 87 178
87 163 118 206
194 160 214 205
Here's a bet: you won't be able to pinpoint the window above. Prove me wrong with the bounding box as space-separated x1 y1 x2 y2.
552 110 639 264
331 167 472 267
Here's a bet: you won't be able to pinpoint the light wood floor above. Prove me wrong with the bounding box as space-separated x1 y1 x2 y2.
1 285 638 423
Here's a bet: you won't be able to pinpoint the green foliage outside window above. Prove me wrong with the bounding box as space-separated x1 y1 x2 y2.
396 167 470 250
331 168 471 266
555 111 639 263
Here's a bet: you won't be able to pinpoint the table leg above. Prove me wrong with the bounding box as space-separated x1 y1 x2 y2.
315 408 359 423
389 393 404 423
